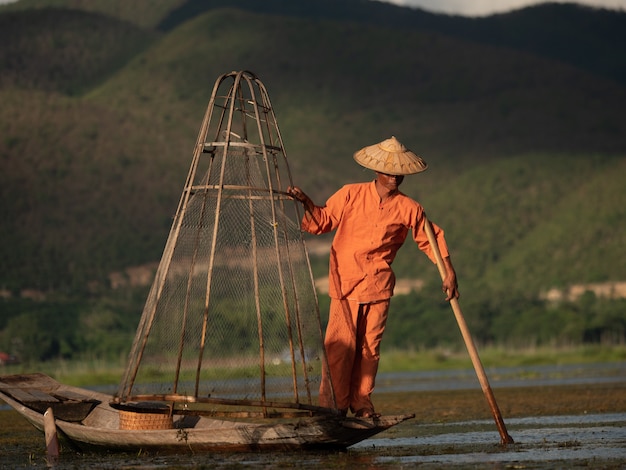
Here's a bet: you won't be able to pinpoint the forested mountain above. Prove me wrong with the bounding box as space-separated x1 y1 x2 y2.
1 0 624 361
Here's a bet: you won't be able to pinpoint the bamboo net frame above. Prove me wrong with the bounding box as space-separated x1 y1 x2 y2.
114 71 334 417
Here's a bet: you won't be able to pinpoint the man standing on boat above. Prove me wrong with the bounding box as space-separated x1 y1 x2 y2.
288 136 460 418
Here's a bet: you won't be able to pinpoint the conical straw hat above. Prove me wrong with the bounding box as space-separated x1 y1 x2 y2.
353 136 428 175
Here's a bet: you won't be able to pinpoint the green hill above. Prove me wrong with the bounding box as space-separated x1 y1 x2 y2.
0 8 156 94
155 0 626 87
0 0 624 360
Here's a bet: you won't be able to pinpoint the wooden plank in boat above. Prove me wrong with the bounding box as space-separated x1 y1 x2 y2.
0 386 35 402
25 388 60 403
54 389 94 401
8 388 98 422
0 386 55 404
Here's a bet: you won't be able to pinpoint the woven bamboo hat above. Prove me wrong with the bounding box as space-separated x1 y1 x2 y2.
353 136 428 175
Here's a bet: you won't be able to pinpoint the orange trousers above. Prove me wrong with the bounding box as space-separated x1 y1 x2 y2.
319 298 390 413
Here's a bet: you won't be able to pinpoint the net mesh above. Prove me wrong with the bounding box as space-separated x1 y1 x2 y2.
116 71 327 411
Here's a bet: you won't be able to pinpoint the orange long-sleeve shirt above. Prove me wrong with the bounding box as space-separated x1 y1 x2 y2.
302 181 450 303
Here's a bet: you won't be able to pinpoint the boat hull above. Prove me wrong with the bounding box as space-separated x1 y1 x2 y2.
1 373 414 452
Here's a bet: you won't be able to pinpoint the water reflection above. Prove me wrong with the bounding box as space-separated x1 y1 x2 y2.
350 412 626 468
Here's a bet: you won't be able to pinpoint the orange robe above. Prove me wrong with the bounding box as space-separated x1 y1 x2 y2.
302 181 450 413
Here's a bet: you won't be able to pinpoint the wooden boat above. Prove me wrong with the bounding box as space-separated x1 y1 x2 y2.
0 71 414 453
0 373 413 452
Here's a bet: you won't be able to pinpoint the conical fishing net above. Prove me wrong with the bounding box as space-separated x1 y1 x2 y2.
115 71 330 415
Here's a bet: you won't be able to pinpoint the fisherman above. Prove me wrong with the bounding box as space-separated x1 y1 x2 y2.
288 136 459 418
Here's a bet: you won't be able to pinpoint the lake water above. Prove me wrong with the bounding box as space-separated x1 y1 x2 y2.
2 363 625 469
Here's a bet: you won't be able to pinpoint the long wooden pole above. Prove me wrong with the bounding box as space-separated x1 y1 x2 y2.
423 216 514 445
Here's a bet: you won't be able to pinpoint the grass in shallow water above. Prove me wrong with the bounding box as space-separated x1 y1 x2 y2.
2 344 624 387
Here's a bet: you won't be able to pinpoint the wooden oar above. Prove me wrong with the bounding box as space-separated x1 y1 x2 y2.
423 216 514 445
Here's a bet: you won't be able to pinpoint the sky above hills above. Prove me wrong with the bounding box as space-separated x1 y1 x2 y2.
1 0 624 16
381 0 626 16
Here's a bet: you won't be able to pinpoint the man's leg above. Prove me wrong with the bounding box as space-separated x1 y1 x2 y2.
349 300 389 415
319 298 358 411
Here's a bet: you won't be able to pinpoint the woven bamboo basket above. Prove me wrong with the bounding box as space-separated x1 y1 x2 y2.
119 409 173 430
